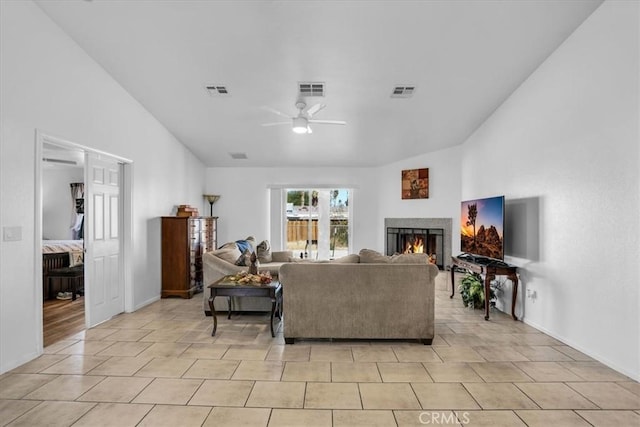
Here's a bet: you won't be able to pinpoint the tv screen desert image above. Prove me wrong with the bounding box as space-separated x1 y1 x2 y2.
460 196 504 260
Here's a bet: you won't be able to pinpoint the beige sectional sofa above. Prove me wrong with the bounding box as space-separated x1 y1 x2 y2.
203 245 438 344
280 253 438 344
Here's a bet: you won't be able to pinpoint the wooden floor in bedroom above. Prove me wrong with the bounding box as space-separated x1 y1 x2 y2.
43 296 85 347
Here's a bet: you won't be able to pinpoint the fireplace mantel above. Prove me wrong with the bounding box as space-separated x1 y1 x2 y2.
384 218 452 269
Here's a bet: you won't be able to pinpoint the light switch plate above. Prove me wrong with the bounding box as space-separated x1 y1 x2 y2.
3 226 22 242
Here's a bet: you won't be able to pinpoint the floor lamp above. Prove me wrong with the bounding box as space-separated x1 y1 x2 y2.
203 194 220 217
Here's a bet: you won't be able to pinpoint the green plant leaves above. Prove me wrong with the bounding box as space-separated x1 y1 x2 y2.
458 272 496 309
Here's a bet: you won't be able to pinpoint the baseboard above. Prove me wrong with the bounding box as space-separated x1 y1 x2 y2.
0 349 41 375
131 295 161 312
522 317 639 382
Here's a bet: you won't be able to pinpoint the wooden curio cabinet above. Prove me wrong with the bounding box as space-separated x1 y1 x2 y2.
161 216 218 298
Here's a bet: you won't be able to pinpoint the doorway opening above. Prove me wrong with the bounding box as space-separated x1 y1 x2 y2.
36 132 133 351
41 142 86 346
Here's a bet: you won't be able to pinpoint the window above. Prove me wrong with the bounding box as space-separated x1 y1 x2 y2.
284 189 350 260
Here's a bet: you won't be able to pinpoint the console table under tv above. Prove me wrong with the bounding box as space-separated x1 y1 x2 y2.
450 255 519 321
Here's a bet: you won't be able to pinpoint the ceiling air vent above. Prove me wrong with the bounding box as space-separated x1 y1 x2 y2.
205 85 230 97
391 85 416 98
42 158 77 165
229 152 248 160
298 82 325 97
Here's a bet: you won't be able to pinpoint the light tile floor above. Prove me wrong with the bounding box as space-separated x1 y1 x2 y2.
2 272 638 426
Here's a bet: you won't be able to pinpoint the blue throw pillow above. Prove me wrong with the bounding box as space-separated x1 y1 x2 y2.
235 239 251 254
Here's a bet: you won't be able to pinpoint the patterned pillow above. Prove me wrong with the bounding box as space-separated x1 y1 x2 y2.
235 249 253 266
256 240 272 263
69 251 84 267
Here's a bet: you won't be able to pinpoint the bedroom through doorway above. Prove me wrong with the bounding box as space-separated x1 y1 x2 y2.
41 142 86 346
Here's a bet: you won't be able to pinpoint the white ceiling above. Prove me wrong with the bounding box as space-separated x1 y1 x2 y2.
35 0 602 168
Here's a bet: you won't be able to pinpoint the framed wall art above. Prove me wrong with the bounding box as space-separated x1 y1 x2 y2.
401 168 429 199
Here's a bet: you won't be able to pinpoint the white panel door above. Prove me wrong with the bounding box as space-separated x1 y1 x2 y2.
85 154 123 327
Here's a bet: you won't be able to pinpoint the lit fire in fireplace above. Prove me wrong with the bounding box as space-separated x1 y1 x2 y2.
404 238 424 254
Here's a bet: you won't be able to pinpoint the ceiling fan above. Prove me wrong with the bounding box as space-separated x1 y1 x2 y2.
261 101 346 134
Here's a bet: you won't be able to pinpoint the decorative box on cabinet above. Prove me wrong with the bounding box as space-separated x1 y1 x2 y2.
161 216 218 298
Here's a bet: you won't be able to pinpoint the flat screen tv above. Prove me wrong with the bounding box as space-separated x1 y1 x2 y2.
460 195 505 261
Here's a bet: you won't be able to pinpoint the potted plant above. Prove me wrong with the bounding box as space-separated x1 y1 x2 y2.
459 272 498 309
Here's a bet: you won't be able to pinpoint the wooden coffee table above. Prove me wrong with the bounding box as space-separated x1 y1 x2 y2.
208 277 282 337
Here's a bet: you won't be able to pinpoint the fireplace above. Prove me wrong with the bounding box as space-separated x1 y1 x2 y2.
386 228 444 268
384 218 452 270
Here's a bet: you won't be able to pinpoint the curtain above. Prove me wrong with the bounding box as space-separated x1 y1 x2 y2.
70 182 84 240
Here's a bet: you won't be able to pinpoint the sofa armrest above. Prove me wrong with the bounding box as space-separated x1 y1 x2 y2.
203 253 244 284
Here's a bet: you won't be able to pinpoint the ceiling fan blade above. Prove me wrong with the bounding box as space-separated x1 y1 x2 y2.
261 121 291 127
261 106 293 119
308 119 347 125
305 103 326 117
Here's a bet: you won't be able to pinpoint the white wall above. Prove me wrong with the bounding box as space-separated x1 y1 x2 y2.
0 1 205 372
377 145 463 255
205 167 381 252
205 145 463 253
42 167 84 240
460 1 639 380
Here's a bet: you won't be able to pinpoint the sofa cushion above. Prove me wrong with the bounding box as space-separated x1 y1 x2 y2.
259 262 288 277
359 248 391 263
271 251 293 262
257 240 272 263
211 243 242 264
330 254 360 263
390 253 429 264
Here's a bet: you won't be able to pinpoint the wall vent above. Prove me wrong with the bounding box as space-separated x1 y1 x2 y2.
42 158 77 165
298 82 325 97
205 85 230 96
229 152 248 160
391 85 416 98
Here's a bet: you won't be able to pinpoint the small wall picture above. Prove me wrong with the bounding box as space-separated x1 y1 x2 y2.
402 168 429 199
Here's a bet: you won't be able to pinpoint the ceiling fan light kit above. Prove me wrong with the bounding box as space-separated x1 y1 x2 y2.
262 99 346 134
292 117 309 134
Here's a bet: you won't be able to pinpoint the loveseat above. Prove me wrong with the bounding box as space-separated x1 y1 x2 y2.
280 251 438 344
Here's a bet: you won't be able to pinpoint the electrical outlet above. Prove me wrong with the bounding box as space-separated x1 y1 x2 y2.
3 226 22 242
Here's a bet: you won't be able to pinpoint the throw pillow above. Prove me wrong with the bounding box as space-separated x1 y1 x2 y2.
358 248 391 263
390 253 429 264
256 240 272 263
235 239 252 254
211 244 242 264
330 254 360 263
69 251 84 267
245 236 256 249
235 249 253 266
